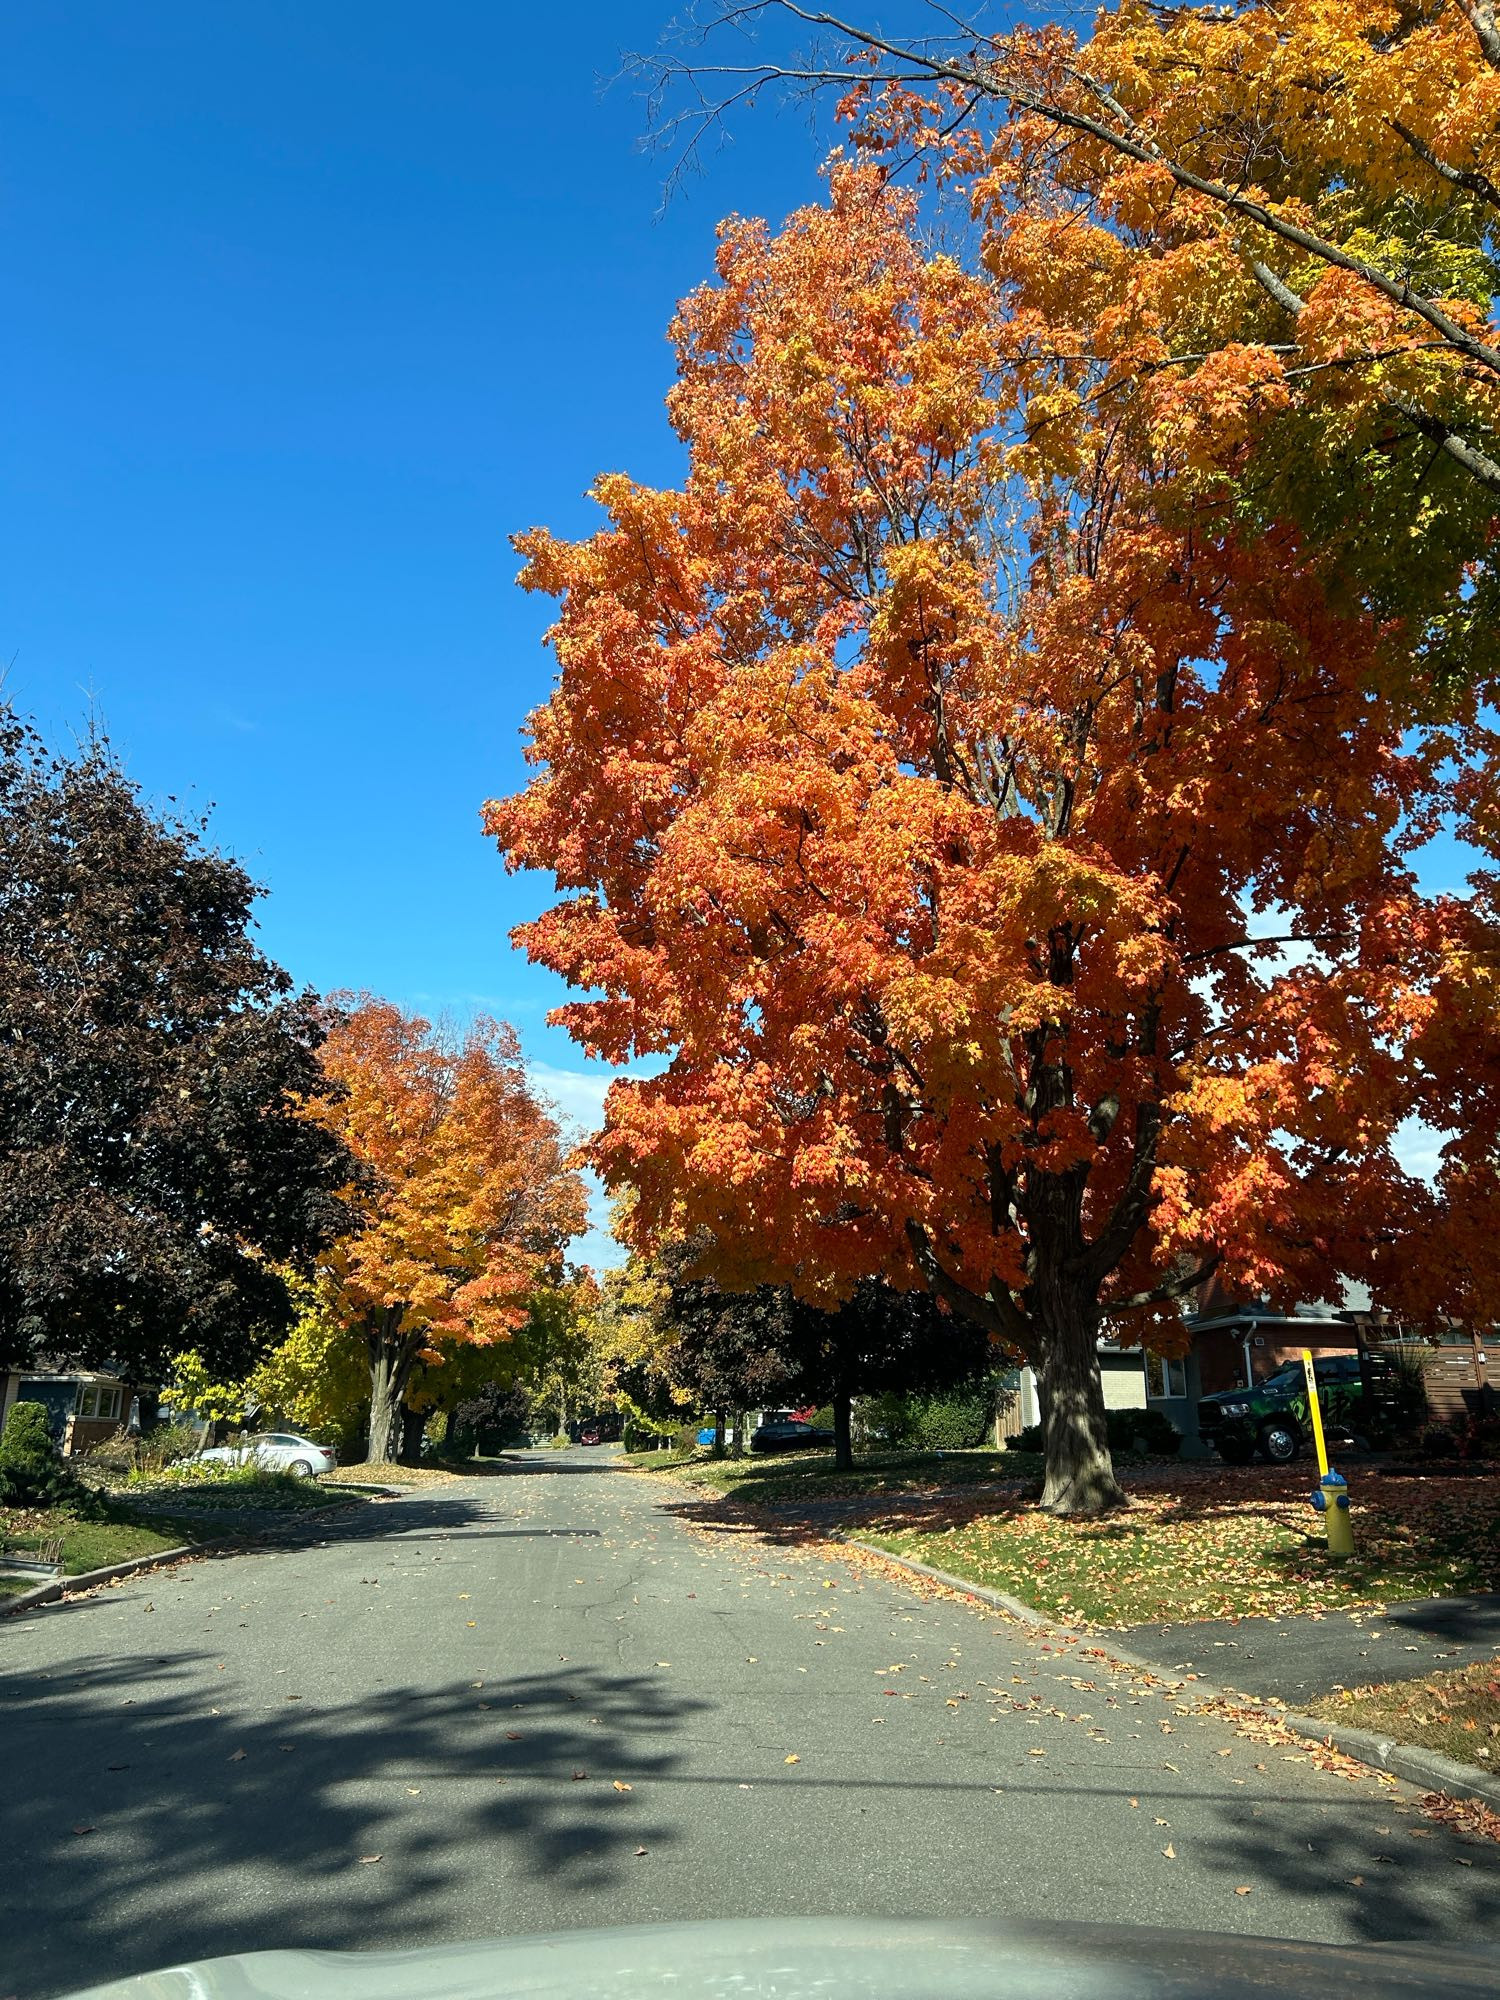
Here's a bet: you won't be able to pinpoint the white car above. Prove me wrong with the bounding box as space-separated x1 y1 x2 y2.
194 1432 336 1478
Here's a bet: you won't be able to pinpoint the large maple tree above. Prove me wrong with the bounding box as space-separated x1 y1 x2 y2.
312 997 587 1462
488 167 1500 1513
649 0 1500 700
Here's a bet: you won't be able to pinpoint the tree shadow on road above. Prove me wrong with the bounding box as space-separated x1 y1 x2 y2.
1 1647 707 1999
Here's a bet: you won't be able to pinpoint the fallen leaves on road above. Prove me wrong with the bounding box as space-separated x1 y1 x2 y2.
70 1826 94 1837
1162 1843 1176 1859
1417 1792 1500 1843
1234 1886 1252 1896
227 1749 247 1762
613 1780 633 1792
358 1854 382 1865
784 1754 800 1764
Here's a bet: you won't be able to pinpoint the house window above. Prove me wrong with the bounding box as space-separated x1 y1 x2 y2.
1145 1355 1187 1400
77 1383 122 1422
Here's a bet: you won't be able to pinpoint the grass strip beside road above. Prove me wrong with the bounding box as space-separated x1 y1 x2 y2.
1305 1658 1500 1771
625 1443 1046 1505
857 1469 1500 1626
2 1500 207 1577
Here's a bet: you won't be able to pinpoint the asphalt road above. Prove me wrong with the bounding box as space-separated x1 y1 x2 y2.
3 1450 1496 1998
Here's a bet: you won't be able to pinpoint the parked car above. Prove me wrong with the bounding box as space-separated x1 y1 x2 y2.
579 1425 603 1446
190 1432 336 1479
1197 1355 1365 1464
749 1418 836 1454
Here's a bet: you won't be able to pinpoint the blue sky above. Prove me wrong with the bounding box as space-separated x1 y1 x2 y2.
3 5 1476 1269
3 2 850 1268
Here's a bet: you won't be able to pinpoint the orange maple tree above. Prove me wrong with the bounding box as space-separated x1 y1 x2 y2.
487 167 1500 1513
653 0 1500 698
312 996 588 1462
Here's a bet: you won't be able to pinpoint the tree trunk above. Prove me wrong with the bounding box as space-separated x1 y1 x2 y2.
1036 1295 1125 1516
365 1309 417 1464
833 1385 854 1472
712 1406 726 1458
399 1403 428 1465
731 1407 746 1458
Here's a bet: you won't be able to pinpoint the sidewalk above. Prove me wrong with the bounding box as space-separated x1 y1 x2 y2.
1104 1591 1500 1704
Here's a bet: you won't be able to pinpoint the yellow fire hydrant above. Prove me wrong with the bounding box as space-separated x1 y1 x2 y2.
1300 1347 1356 1558
1311 1468 1355 1557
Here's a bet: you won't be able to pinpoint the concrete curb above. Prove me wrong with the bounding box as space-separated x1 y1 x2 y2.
838 1535 1500 1812
1 1541 208 1616
834 1534 1052 1627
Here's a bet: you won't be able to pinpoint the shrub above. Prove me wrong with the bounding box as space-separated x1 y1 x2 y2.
908 1392 990 1450
1008 1423 1045 1453
676 1422 707 1455
1107 1407 1182 1457
1419 1424 1459 1460
805 1405 836 1433
83 1419 203 1476
1454 1412 1500 1461
0 1399 57 1471
0 1401 96 1509
622 1414 679 1453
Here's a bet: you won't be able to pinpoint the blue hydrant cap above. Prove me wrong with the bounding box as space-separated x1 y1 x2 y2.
1321 1470 1348 1488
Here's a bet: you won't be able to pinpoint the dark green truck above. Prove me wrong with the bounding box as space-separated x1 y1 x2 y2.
1196 1353 1365 1464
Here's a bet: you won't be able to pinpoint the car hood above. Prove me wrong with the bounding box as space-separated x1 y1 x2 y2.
60 1916 1500 2000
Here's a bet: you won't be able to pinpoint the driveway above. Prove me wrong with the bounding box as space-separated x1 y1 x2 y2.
1109 1594 1500 1705
2 1449 1495 1997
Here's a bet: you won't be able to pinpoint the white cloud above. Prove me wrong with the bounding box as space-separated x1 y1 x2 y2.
528 1061 617 1133
1392 1115 1445 1188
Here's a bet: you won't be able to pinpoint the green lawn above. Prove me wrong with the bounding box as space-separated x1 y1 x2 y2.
2 1500 204 1580
626 1443 1046 1506
856 1469 1500 1626
1305 1657 1500 1771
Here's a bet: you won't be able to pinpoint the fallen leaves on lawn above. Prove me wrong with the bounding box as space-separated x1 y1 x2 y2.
856 1467 1499 1627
